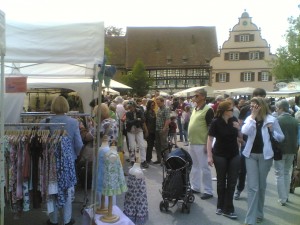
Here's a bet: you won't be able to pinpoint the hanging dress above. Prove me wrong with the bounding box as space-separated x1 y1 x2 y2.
123 174 148 225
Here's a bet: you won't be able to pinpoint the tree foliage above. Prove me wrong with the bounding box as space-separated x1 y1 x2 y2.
105 26 124 36
121 59 153 96
272 15 300 80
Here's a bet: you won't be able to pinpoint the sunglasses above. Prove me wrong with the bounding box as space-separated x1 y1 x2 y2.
226 108 234 112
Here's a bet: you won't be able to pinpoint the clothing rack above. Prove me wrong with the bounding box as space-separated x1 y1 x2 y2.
4 123 66 127
20 112 91 117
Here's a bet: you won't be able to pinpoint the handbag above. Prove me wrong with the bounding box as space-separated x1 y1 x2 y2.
267 127 282 161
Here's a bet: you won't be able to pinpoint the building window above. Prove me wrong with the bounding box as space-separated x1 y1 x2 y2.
219 73 226 82
175 69 181 77
240 72 255 82
229 52 239 61
240 34 249 42
182 80 188 85
216 73 229 82
156 70 161 78
249 51 260 60
258 71 272 82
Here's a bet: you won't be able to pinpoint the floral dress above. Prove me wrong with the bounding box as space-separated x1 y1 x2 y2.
101 148 127 196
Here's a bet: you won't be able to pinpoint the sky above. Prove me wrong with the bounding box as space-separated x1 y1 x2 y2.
1 0 299 53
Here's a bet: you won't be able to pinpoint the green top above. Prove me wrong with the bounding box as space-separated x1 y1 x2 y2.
278 113 298 154
188 105 211 145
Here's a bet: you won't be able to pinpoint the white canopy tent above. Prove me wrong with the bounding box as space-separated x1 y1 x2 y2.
214 87 256 96
2 20 106 121
173 86 215 97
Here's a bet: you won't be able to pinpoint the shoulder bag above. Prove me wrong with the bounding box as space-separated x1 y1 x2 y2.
267 127 282 161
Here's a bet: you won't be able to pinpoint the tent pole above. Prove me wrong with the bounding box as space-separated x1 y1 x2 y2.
0 54 5 225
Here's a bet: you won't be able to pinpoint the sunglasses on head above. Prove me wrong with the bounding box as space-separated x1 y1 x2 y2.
226 108 234 112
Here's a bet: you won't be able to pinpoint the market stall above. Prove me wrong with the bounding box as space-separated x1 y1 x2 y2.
0 18 105 225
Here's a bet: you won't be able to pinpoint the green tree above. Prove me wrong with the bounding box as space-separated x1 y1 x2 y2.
121 59 153 96
105 26 124 36
272 15 300 80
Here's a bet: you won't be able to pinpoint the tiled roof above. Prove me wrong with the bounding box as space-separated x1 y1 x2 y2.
106 26 218 69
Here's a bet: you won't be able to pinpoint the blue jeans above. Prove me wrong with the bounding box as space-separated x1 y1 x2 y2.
244 154 273 225
236 146 246 192
274 154 295 204
177 117 183 141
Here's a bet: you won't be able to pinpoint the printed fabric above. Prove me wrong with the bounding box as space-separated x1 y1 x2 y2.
101 151 127 196
124 174 149 225
55 136 77 208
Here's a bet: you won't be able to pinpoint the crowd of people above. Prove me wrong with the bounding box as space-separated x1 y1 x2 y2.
44 87 300 225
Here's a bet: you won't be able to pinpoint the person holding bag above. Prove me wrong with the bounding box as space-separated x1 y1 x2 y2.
241 97 284 225
274 99 298 206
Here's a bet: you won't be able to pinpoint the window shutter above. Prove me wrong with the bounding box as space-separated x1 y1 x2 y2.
258 72 262 81
240 52 248 60
224 53 229 60
226 73 230 82
250 34 254 41
259 52 265 59
269 75 272 81
216 73 219 82
251 72 255 81
240 73 244 81
235 35 239 42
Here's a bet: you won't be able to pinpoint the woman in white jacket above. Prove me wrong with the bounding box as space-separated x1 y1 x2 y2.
241 97 284 225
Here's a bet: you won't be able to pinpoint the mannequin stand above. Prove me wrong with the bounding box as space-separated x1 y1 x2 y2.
100 196 119 223
96 195 108 215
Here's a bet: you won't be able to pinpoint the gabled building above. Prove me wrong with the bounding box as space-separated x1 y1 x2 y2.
210 11 277 91
106 27 218 94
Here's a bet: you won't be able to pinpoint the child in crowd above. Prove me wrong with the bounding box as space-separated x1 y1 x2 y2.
169 116 178 148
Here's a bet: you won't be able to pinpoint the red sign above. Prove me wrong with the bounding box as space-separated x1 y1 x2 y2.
5 77 27 93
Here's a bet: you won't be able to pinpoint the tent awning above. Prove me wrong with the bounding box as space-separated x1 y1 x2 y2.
26 77 131 113
5 21 104 64
214 87 255 96
267 91 300 98
173 86 214 97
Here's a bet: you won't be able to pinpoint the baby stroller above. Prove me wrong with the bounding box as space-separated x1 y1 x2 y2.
159 148 195 213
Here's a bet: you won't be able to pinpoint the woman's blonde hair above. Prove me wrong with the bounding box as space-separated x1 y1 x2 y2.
250 97 270 120
51 96 70 114
93 103 110 121
215 100 232 118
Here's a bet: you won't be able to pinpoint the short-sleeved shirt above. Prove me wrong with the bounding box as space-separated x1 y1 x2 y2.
208 117 239 158
156 105 170 131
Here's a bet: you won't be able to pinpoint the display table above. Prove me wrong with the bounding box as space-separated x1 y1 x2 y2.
82 205 134 225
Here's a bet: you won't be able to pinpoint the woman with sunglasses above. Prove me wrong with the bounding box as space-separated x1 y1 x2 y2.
241 97 284 225
207 100 242 220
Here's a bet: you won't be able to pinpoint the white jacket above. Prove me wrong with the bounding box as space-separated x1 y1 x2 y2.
241 114 284 160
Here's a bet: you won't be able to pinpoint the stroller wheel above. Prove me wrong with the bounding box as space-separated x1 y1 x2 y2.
164 201 169 211
160 201 169 212
159 201 164 211
181 203 190 214
188 194 195 203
